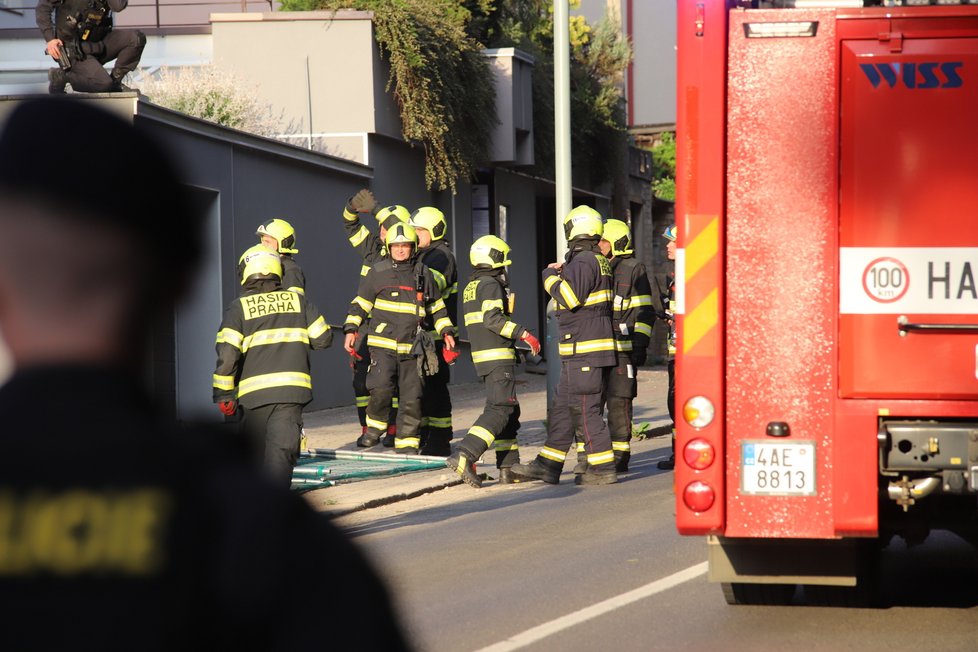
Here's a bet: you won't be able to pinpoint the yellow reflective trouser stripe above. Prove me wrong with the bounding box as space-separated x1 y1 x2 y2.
584 290 612 307
396 437 420 449
634 322 652 337
241 328 309 352
428 416 452 428
349 225 369 247
237 371 311 397
558 283 580 309
368 335 413 354
392 397 399 408
482 299 504 312
345 315 363 328
539 447 567 463
587 450 615 465
472 348 515 363
360 264 371 277
213 374 235 391
434 317 454 334
576 442 585 453
494 438 517 452
464 311 484 326
500 321 518 339
558 338 616 356
356 396 369 408
614 340 634 352
353 296 373 313
308 316 329 339
216 328 244 349
612 441 631 452
366 416 387 431
374 298 421 315
469 426 495 445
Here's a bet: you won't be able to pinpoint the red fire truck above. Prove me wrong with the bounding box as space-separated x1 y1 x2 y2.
674 0 978 604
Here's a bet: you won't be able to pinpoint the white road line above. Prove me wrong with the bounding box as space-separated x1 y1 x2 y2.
475 561 708 652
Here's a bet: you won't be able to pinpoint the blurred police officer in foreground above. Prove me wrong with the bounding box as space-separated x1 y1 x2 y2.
0 97 410 650
37 0 145 93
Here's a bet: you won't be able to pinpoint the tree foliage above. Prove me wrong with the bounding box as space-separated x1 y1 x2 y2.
650 131 676 201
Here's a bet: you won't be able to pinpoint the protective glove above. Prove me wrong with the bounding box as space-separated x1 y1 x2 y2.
346 189 377 214
442 347 461 365
519 330 541 357
632 349 647 368
218 399 237 416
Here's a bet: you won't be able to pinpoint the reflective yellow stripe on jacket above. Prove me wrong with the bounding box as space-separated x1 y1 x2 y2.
240 328 308 353
367 335 414 355
213 374 236 391
348 225 369 248
216 328 244 350
237 371 312 397
471 348 516 364
558 338 616 356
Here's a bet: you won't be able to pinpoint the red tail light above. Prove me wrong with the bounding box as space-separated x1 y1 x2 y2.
683 481 716 513
683 438 716 470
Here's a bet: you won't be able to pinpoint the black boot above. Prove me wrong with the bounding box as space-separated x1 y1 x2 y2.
573 450 587 475
498 467 528 484
357 431 380 447
446 451 482 488
614 450 630 473
510 459 560 484
48 68 67 94
575 465 618 486
382 425 395 447
656 455 675 470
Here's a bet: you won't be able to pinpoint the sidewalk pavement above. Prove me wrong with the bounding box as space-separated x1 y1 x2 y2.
299 366 674 516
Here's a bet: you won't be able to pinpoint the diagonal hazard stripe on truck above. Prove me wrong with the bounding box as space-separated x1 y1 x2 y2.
683 215 720 356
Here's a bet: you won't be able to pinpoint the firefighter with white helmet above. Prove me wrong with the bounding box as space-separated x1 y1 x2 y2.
256 218 305 295
446 235 541 487
343 190 410 446
214 243 333 486
409 206 458 456
343 223 457 453
511 205 618 485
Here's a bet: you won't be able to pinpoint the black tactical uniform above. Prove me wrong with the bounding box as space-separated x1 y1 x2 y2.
417 239 458 455
343 204 399 440
603 254 654 471
452 268 526 474
214 278 332 486
344 254 454 453
516 237 616 483
0 366 409 650
36 0 146 93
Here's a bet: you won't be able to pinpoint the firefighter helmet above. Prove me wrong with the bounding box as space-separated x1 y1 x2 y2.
470 235 512 269
256 218 298 254
238 244 282 285
602 219 633 256
662 225 677 242
385 222 419 247
376 205 410 231
563 205 603 241
409 206 447 241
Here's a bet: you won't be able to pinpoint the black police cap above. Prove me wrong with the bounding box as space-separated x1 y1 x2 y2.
0 97 200 267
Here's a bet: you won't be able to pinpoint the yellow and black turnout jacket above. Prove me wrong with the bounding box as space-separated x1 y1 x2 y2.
213 279 332 409
610 255 655 356
462 268 526 377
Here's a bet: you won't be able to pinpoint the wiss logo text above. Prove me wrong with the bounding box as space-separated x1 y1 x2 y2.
860 62 963 89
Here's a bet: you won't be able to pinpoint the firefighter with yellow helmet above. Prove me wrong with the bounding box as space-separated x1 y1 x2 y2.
257 218 305 295
213 244 333 486
409 206 458 456
342 189 410 446
512 205 618 485
343 223 457 453
446 235 541 487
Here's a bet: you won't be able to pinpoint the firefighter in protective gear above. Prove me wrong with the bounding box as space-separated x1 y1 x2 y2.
343 189 409 446
257 218 305 295
343 223 457 453
588 219 655 473
658 224 678 470
512 205 618 485
214 244 333 486
445 235 541 487
410 206 458 456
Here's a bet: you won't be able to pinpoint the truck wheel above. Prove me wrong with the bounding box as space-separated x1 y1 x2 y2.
721 582 796 605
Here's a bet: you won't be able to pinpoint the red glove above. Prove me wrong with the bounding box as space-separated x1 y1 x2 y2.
442 347 461 365
520 331 541 356
218 399 237 416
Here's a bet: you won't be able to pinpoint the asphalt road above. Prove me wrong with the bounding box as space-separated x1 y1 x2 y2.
335 446 978 652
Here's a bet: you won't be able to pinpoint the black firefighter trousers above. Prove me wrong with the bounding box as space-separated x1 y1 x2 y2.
242 402 303 489
456 365 521 468
366 349 423 452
